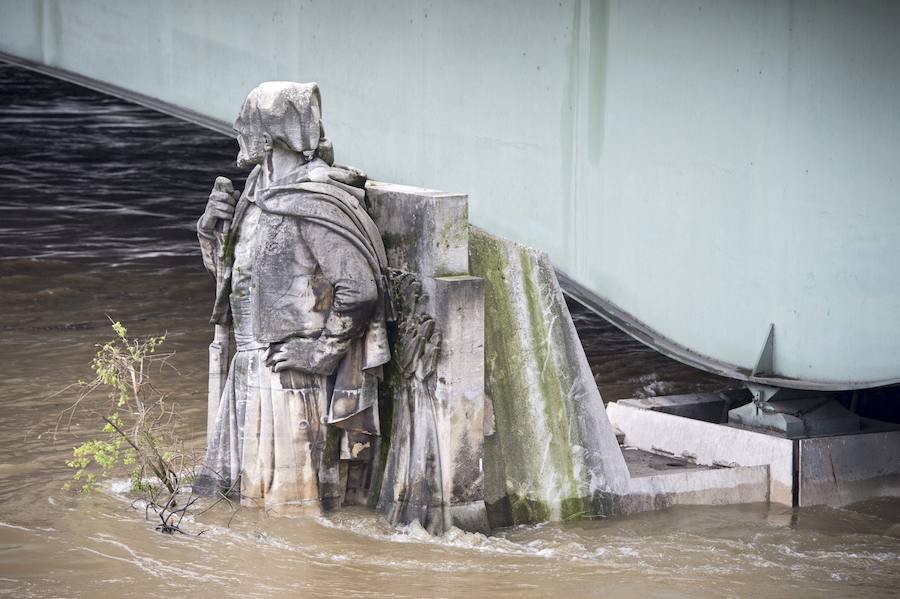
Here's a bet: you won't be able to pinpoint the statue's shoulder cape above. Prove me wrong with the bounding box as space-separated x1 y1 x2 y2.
259 178 389 278
257 175 394 371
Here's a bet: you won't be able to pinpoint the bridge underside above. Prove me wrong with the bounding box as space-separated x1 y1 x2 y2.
2 0 899 391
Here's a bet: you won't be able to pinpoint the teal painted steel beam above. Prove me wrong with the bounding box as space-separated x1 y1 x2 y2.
2 0 899 390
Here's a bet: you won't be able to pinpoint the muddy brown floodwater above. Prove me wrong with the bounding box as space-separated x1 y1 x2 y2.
0 62 898 598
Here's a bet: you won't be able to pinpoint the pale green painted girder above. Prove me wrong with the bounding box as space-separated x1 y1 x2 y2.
2 0 898 390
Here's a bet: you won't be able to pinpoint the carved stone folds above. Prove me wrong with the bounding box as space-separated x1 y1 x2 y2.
367 182 488 534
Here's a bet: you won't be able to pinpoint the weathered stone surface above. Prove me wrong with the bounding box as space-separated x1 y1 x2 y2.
431 276 489 532
366 182 468 278
370 189 488 534
469 227 630 526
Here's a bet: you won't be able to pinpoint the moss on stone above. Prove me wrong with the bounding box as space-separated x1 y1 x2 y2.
470 228 592 525
435 217 466 253
559 496 589 521
367 363 400 508
470 229 535 523
518 247 579 501
507 493 552 525
484 493 512 529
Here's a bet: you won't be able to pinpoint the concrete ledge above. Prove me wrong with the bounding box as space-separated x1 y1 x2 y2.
608 403 794 505
625 465 770 509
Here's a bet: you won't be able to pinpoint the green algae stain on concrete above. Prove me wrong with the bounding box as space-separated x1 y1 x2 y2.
470 228 539 525
518 246 580 503
367 362 401 508
470 226 590 525
436 217 464 253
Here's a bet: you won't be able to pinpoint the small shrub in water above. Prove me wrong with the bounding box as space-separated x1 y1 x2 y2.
57 321 203 533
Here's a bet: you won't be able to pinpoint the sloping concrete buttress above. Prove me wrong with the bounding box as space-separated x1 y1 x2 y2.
469 227 771 526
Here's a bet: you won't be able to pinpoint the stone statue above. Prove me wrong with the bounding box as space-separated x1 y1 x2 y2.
194 82 391 512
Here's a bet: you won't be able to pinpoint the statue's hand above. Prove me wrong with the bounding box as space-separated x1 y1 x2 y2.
199 177 240 234
265 338 320 374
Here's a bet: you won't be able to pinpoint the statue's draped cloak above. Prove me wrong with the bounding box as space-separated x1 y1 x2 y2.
196 161 391 508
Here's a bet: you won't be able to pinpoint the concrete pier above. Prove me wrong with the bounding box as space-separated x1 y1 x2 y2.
471 228 787 523
608 396 900 507
367 181 489 533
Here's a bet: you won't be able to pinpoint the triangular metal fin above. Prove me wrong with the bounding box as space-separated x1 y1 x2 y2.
752 323 775 377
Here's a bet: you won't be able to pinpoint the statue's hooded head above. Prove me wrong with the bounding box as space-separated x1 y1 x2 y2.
233 81 334 169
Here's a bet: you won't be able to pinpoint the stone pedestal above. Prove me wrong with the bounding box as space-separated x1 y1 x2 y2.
367 182 488 533
366 182 468 277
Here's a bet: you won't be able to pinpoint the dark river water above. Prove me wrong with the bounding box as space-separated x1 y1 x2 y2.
1 61 898 598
